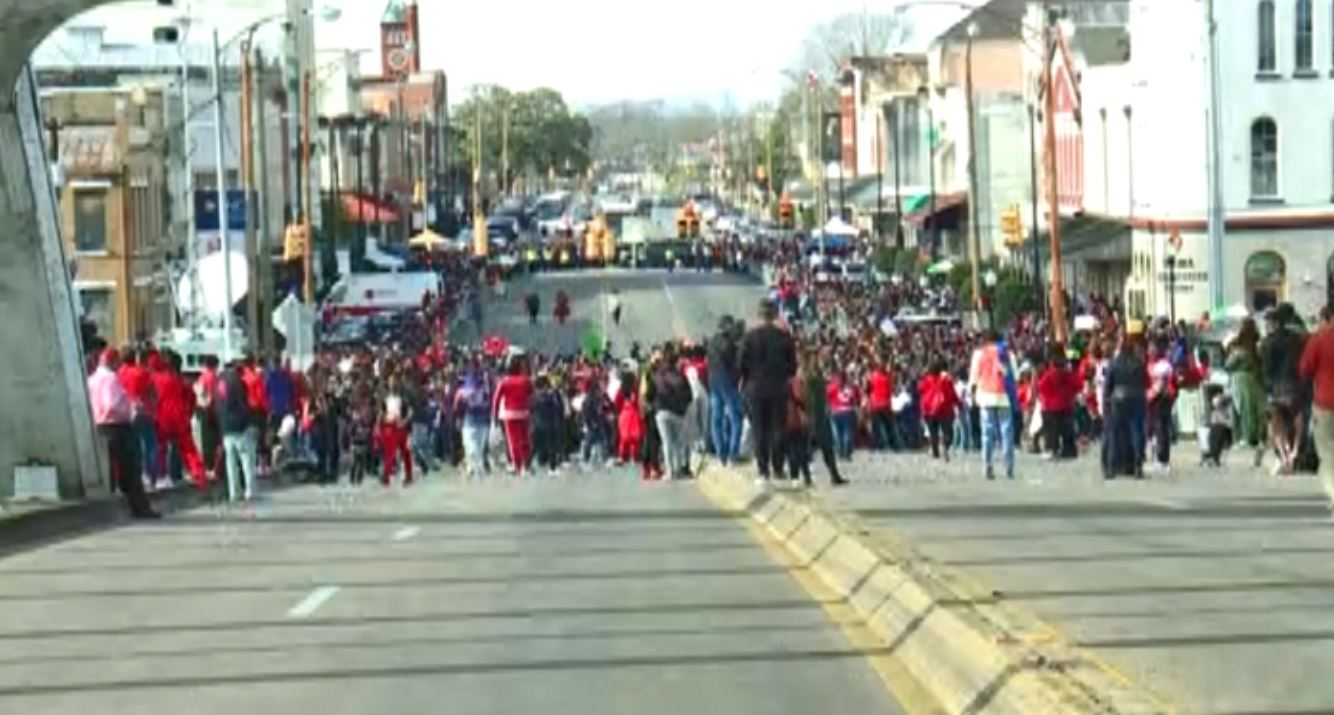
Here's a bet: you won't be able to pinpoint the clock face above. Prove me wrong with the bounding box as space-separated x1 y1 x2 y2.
387 48 409 71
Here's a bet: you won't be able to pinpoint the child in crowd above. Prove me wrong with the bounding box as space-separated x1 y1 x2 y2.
1202 382 1234 467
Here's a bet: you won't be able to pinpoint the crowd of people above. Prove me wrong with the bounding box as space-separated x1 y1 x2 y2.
83 231 1334 519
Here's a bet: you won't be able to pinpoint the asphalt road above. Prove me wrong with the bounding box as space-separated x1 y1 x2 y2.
458 268 768 354
0 476 906 714
822 447 1334 714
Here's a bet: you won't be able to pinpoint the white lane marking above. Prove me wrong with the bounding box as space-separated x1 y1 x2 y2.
287 586 340 618
1139 497 1189 512
393 526 421 542
661 279 690 339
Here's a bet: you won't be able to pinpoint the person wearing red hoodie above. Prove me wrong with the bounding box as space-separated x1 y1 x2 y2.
117 347 159 486
493 355 535 475
918 359 960 461
1037 348 1081 459
151 351 207 489
865 359 896 451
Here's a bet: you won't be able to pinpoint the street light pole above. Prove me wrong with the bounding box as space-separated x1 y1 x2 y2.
965 21 982 316
210 29 234 361
889 100 904 250
1028 103 1044 317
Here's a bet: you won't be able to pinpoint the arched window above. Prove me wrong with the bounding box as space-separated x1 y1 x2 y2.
1250 118 1279 197
1245 251 1287 312
1259 1 1277 71
1296 0 1314 70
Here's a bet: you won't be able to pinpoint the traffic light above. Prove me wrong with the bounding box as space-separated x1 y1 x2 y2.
677 216 689 239
282 224 308 262
1000 206 1024 247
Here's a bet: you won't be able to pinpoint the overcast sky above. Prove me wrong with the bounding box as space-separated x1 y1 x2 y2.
60 0 958 109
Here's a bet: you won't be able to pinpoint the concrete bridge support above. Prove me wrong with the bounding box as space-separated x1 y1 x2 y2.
1 1 116 499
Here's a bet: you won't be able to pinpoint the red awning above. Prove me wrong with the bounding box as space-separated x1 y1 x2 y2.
906 192 968 227
340 192 402 224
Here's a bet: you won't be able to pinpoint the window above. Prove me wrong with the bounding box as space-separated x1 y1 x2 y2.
77 288 116 343
73 190 108 252
1259 0 1277 72
1250 117 1279 197
1296 0 1314 71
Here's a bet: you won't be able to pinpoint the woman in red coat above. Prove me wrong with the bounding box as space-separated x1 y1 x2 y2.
492 355 535 475
151 351 206 489
918 359 960 462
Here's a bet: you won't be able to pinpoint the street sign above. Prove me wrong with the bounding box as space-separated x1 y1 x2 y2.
194 190 248 231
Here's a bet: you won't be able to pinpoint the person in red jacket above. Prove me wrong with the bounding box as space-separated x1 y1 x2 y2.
1299 305 1334 513
117 347 160 485
1037 348 1081 459
918 359 960 461
493 355 535 475
151 351 206 489
865 360 896 451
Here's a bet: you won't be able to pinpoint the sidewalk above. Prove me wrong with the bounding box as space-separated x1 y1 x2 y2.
0 480 236 557
704 448 1334 714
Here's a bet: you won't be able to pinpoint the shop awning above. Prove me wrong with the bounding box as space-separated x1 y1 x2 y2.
905 192 967 227
847 180 926 213
340 192 402 224
1026 214 1131 262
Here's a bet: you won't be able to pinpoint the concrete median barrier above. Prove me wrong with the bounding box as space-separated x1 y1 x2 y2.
698 465 1173 715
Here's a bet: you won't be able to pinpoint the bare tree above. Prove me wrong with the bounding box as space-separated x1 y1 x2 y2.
795 11 914 83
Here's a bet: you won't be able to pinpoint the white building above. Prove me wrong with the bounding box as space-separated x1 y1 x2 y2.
1121 0 1334 320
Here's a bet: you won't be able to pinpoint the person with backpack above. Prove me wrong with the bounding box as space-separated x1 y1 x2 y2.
647 343 694 480
968 330 1018 480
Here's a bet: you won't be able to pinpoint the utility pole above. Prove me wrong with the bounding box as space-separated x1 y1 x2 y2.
1044 8 1068 343
254 49 273 355
1205 0 1225 311
875 110 883 242
301 69 313 304
241 39 260 353
1028 102 1044 318
210 29 234 360
889 100 904 249
328 118 340 268
965 24 983 316
501 101 509 198
179 39 199 334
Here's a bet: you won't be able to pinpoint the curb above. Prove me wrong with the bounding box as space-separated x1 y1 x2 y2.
698 466 1174 715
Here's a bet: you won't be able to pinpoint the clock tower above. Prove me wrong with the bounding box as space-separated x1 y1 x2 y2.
380 0 420 79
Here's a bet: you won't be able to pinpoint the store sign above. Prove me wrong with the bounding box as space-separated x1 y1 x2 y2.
1157 256 1207 293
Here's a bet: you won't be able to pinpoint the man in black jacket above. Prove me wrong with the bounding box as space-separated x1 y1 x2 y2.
738 299 797 482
